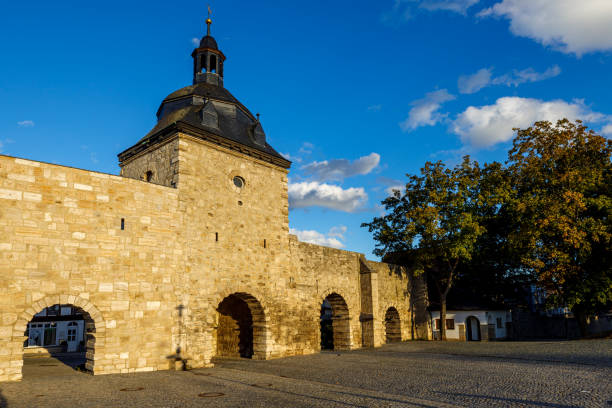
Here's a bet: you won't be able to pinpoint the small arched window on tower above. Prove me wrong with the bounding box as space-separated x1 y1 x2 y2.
200 55 207 73
145 171 153 182
210 54 217 74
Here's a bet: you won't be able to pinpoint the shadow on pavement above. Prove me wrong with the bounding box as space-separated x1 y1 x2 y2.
49 352 87 370
438 392 581 408
22 353 87 379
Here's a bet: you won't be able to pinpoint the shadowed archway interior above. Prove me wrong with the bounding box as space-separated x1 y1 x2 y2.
215 293 267 359
320 293 350 351
385 307 401 343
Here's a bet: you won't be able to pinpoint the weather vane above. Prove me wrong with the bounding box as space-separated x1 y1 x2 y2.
206 5 212 35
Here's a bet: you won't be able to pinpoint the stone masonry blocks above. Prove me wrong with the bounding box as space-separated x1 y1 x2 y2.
0 132 423 382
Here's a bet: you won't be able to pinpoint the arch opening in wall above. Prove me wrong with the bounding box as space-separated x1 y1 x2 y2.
21 303 96 376
145 170 153 182
320 293 350 351
210 54 217 73
215 292 267 359
200 55 207 73
466 316 481 341
384 307 401 343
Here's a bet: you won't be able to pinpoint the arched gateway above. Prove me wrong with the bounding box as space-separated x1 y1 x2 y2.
215 293 268 359
384 307 402 343
320 293 351 351
14 295 104 378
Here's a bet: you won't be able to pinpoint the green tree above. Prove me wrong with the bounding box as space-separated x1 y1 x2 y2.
451 161 529 308
363 157 487 340
507 119 612 332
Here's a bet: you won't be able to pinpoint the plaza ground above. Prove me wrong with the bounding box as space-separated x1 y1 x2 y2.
0 340 610 407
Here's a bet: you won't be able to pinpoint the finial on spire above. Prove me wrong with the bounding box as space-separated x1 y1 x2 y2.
206 5 212 36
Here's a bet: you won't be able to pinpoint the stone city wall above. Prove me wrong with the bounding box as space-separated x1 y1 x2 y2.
0 155 182 382
0 134 422 382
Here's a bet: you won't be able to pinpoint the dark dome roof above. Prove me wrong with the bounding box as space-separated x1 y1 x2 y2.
125 82 289 168
162 82 241 107
199 35 218 50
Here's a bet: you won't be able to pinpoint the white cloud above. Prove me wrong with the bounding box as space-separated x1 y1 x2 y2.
328 225 347 239
300 153 380 182
452 96 608 148
601 124 612 136
289 227 346 249
457 68 492 95
17 120 34 127
288 181 368 212
420 0 479 14
298 142 314 155
381 0 479 26
385 184 405 195
458 65 561 94
479 0 612 56
376 176 404 195
191 37 200 46
400 89 455 131
280 152 300 163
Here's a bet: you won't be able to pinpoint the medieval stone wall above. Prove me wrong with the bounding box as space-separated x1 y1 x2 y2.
0 155 183 382
366 261 414 344
0 133 424 382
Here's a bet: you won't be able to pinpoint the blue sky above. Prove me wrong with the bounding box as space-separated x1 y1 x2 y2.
2 0 612 259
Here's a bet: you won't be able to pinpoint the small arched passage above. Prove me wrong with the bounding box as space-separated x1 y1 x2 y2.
215 292 267 359
320 293 350 351
384 307 402 343
466 316 481 341
15 295 104 378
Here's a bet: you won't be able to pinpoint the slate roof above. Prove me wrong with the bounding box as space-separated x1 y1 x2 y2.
118 82 291 169
199 35 218 50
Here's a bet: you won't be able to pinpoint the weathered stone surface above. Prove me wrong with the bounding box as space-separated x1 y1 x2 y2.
0 130 427 382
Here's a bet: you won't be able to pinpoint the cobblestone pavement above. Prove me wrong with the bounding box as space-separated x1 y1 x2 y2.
1 340 610 407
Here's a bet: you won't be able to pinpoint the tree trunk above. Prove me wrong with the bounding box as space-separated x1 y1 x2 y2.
440 294 447 341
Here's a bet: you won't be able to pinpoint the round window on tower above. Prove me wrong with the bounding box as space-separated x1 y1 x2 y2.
233 176 245 189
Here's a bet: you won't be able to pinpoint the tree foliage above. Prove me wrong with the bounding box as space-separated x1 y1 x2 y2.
507 119 612 319
362 157 490 339
365 119 611 339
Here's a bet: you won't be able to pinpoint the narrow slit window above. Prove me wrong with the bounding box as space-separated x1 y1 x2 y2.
215 232 218 242
263 239 267 248
121 218 125 230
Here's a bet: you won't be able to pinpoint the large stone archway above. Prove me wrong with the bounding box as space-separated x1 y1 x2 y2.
320 292 351 351
11 295 105 380
384 307 402 343
214 292 269 360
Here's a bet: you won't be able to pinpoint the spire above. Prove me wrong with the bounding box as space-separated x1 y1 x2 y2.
192 10 226 86
206 5 212 36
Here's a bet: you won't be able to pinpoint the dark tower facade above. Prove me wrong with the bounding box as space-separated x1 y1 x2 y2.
192 17 226 86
